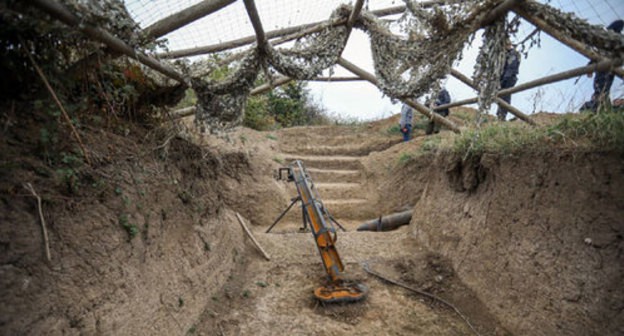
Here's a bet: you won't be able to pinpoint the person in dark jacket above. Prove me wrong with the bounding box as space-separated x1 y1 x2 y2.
426 88 451 135
497 40 521 121
581 19 623 112
399 103 413 141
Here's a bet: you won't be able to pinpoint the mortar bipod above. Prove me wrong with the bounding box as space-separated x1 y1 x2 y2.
267 166 346 234
271 160 367 303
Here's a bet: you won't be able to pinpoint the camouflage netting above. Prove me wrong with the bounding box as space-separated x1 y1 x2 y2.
473 18 508 120
146 0 624 131
523 1 624 58
191 50 261 131
11 0 624 130
190 0 509 132
58 0 144 46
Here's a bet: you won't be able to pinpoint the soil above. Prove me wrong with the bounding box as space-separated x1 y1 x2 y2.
1 105 623 335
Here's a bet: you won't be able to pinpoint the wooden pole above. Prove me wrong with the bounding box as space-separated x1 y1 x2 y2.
242 0 267 49
310 76 364 82
434 97 478 111
235 212 271 261
477 0 524 27
159 23 319 59
30 0 189 86
337 58 461 133
450 69 536 125
514 2 624 79
347 0 366 28
434 59 620 111
144 0 237 39
250 76 293 95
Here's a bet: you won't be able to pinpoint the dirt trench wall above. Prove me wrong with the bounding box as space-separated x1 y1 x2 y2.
411 151 624 336
0 138 257 336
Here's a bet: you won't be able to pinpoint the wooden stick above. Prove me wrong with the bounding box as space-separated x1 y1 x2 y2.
144 0 237 39
337 57 461 133
24 183 51 262
450 69 536 125
30 0 189 85
362 262 481 336
235 213 271 261
23 41 92 165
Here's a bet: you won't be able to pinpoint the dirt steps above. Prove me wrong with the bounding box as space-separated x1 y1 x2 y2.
281 154 363 170
314 182 362 199
276 129 384 227
306 168 361 183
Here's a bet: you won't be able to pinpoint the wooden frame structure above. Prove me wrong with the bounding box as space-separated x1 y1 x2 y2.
27 0 624 132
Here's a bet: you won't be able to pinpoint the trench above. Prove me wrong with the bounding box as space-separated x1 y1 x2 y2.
191 125 508 336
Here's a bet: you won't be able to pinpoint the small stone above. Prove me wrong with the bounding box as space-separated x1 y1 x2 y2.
584 238 592 245
434 275 443 283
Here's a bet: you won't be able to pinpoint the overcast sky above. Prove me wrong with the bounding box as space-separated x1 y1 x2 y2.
126 0 624 121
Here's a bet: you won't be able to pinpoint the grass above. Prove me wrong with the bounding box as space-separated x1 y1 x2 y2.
387 110 624 163
397 152 414 165
386 124 401 135
452 111 624 157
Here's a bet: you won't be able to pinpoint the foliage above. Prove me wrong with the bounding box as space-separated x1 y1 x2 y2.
119 214 138 239
244 95 276 130
453 111 624 157
386 124 402 135
244 81 330 130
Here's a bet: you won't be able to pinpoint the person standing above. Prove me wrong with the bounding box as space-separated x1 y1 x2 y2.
581 19 624 112
497 40 521 121
426 88 451 135
399 103 413 142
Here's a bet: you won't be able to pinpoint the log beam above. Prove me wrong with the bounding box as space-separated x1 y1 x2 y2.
30 0 189 85
144 0 237 39
337 58 460 133
450 69 536 125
